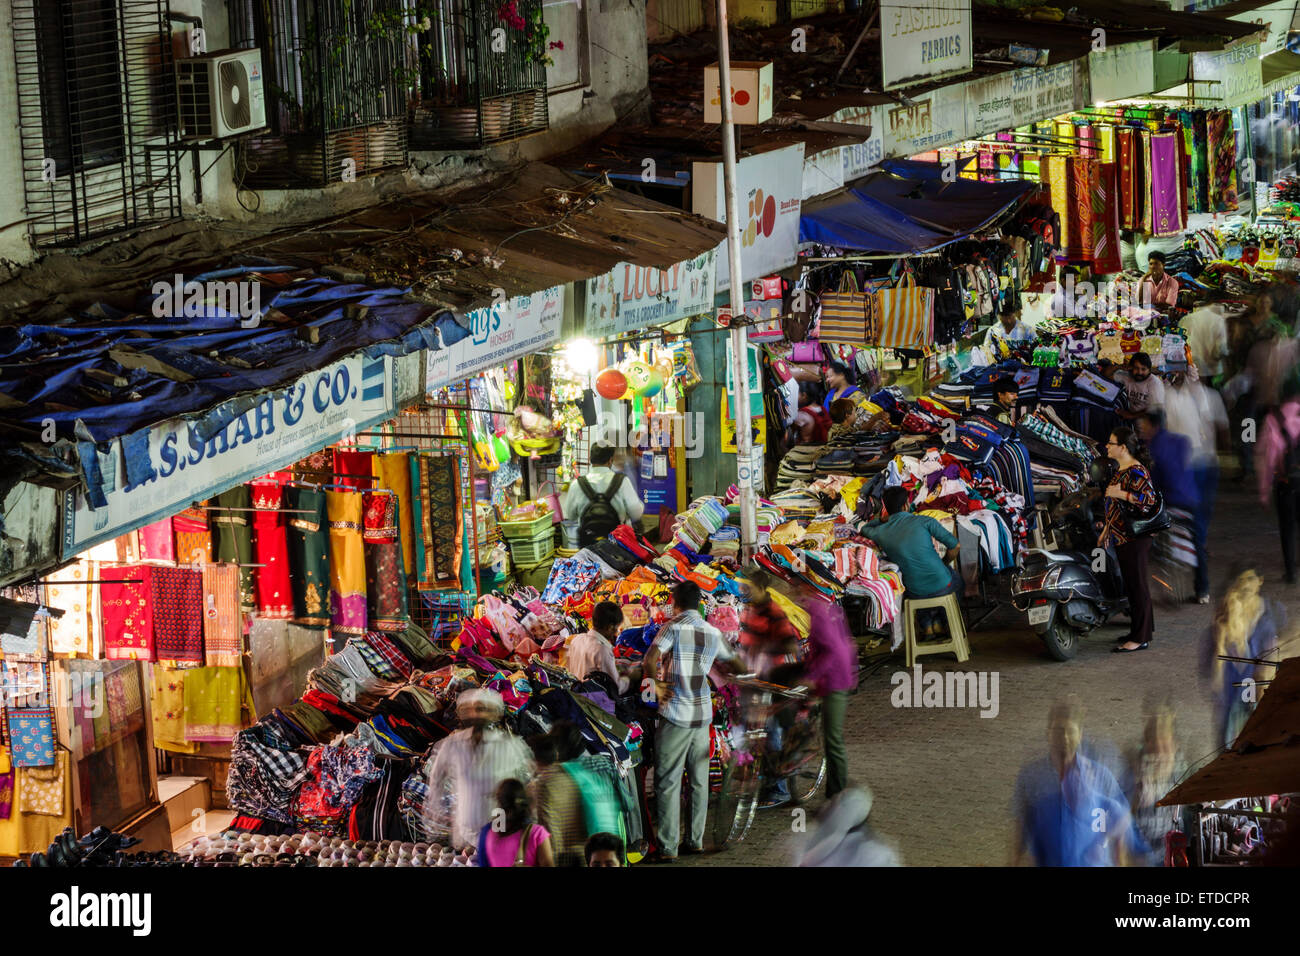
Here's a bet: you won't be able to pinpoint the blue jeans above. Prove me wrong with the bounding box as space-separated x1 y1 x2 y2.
1190 462 1218 597
907 566 963 633
764 719 790 800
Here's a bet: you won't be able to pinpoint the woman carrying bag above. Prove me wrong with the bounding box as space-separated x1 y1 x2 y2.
1098 427 1163 654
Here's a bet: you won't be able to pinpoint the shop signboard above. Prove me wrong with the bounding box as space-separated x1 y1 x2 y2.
880 83 969 158
724 337 766 420
803 146 846 200
1089 41 1156 104
832 103 885 178
1193 41 1263 108
1009 60 1087 127
963 72 1016 139
62 353 397 558
426 284 565 388
584 250 717 338
693 143 805 291
880 0 973 91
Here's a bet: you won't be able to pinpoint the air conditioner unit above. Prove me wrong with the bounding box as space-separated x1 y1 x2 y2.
176 49 267 141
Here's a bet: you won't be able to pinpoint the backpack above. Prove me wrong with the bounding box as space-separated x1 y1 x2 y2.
577 474 624 547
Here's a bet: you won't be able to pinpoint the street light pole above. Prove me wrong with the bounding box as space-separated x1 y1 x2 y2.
715 0 759 564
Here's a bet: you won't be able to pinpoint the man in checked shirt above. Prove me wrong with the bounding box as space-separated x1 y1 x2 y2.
641 581 742 862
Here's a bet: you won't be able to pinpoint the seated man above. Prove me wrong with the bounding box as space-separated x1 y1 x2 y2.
862 486 961 638
984 308 1036 354
1138 251 1180 312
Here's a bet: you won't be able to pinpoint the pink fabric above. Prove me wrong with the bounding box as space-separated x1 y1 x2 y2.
1257 399 1300 505
482 823 550 867
1149 133 1185 238
138 518 176 562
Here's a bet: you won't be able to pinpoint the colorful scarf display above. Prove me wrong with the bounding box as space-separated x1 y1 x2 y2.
100 564 154 661
411 454 463 590
151 666 199 754
286 485 331 629
44 559 96 656
137 517 176 562
1207 109 1238 212
212 487 255 612
5 708 55 767
201 564 243 667
374 452 415 577
1116 127 1138 230
251 479 293 620
363 491 408 632
1149 131 1185 238
326 489 367 637
1045 154 1071 253
151 566 204 667
1093 163 1122 275
1065 157 1095 262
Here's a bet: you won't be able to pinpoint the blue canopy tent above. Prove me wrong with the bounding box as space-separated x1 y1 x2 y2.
800 158 1037 254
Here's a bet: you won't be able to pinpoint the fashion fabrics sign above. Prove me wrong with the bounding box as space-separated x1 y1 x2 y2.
62 354 396 558
426 285 565 388
584 251 717 338
692 143 805 292
880 0 973 91
1194 41 1263 108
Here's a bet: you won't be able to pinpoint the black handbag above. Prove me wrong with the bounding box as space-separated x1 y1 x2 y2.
1130 491 1171 537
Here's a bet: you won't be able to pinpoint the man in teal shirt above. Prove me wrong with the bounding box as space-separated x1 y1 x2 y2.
863 487 961 637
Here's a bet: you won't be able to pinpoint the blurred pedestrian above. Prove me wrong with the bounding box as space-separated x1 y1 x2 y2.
800 585 858 800
795 787 901 867
476 778 554 867
1164 367 1227 602
1256 376 1300 582
1123 698 1188 867
1200 571 1283 749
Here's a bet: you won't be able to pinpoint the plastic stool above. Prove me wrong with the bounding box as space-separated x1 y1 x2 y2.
903 592 971 667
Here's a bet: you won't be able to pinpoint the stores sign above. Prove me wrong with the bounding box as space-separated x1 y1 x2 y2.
427 285 565 388
832 104 885 178
1194 41 1264 108
62 354 396 558
693 143 805 292
881 0 973 91
585 250 717 338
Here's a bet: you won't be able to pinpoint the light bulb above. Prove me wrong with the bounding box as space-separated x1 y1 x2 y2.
564 337 598 373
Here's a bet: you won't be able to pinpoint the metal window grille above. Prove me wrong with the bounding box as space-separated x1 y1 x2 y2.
228 0 410 189
409 0 549 149
11 0 181 248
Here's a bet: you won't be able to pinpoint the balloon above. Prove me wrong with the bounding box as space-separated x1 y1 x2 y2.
623 361 653 393
595 368 628 400
637 368 664 398
492 436 511 463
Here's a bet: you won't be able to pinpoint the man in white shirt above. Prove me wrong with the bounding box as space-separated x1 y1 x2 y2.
983 308 1036 354
1181 302 1230 380
1115 352 1165 419
1164 368 1228 603
561 444 645 546
566 600 621 687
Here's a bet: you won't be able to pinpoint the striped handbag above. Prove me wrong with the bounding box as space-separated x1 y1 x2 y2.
874 273 935 350
816 272 875 345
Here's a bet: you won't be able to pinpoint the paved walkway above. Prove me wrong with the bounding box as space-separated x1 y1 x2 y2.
685 479 1289 866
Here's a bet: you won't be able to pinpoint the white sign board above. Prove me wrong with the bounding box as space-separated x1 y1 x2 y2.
693 143 806 291
426 285 565 389
1194 41 1264 108
802 147 846 200
63 353 396 558
1089 41 1156 104
881 0 973 91
833 103 885 178
585 251 717 338
880 83 969 157
964 72 1016 138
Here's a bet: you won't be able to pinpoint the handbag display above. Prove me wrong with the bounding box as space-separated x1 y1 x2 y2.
874 273 935 350
817 273 875 345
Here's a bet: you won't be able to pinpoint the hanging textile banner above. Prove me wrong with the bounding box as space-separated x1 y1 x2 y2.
1089 41 1156 104
426 285 565 388
880 0 973 91
584 250 717 338
1193 41 1263 108
693 143 806 292
62 354 396 559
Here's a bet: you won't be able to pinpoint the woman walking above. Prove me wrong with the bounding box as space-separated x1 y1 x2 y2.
1098 428 1160 653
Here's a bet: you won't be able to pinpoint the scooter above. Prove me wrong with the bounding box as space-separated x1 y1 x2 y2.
1010 485 1129 661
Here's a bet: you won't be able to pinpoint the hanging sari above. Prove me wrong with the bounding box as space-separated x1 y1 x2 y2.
173 506 213 566
334 449 375 490
100 565 155 661
412 453 463 590
183 666 254 742
212 487 255 612
137 517 175 562
373 452 415 577
1045 154 1071 256
1190 110 1210 214
251 479 293 620
1097 125 1116 166
1116 127 1138 229
201 564 242 667
363 491 408 632
1207 109 1238 212
286 485 331 629
1093 163 1123 275
152 566 204 667
326 489 367 637
151 666 200 754
44 559 96 656
1150 131 1185 238
1066 158 1095 261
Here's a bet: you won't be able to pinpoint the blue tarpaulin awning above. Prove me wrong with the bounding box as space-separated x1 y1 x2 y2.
799 159 1037 254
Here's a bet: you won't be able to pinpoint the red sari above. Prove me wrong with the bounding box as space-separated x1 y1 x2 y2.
251 478 293 620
